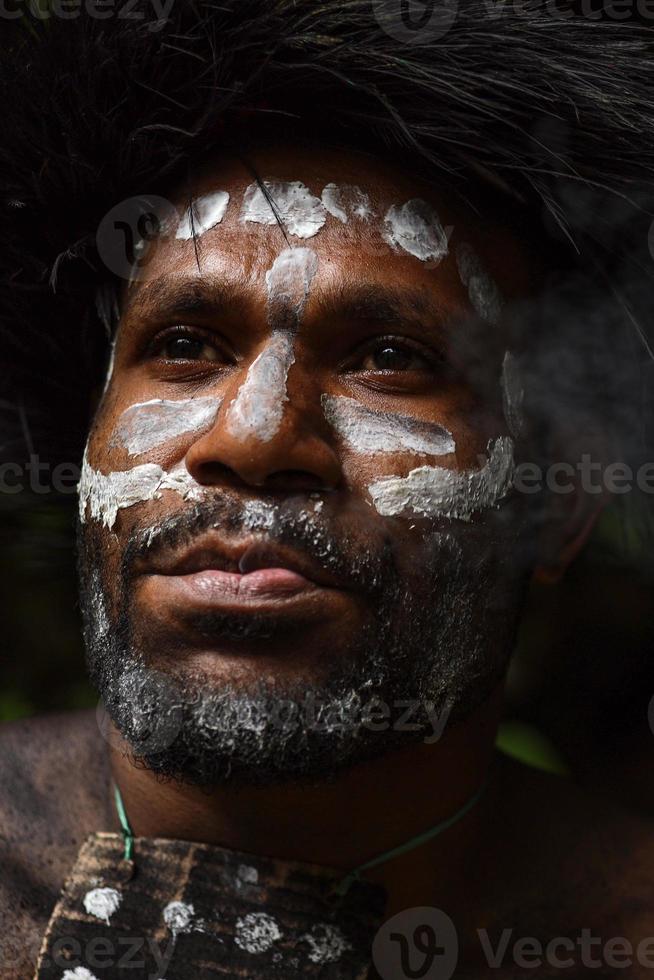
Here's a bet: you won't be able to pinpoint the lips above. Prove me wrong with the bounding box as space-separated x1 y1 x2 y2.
138 531 342 591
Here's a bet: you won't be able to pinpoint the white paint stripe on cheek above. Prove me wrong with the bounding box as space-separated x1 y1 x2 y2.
176 190 230 239
455 241 504 324
367 436 515 521
322 395 455 456
113 396 221 456
241 180 326 239
78 452 204 530
383 199 449 262
225 247 318 443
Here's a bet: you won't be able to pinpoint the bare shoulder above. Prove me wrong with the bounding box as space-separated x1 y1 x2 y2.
481 754 654 967
0 710 112 978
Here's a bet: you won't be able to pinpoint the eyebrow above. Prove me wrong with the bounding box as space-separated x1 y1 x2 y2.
121 275 248 325
315 283 459 336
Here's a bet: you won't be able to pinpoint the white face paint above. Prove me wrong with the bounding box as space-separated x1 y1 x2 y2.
225 247 318 443
300 923 350 965
383 199 449 262
241 180 325 239
501 350 525 439
320 183 373 223
176 190 230 239
322 395 455 456
78 453 204 530
456 242 504 325
234 912 282 954
368 436 514 520
83 887 121 925
113 396 221 456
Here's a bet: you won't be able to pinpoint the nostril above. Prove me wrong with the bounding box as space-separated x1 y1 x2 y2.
263 470 330 493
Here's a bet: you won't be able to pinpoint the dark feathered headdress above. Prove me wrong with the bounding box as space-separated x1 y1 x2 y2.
1 0 654 496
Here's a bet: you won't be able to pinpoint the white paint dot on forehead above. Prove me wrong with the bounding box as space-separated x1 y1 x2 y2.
321 183 373 223
368 436 514 521
176 190 230 239
113 396 222 456
455 241 504 325
78 452 204 530
383 199 449 262
83 887 121 925
322 395 455 456
241 180 326 239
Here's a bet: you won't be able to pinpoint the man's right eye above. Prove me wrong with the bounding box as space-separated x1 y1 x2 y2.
150 327 227 363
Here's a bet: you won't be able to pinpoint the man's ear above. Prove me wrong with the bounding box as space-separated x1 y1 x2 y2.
532 484 608 586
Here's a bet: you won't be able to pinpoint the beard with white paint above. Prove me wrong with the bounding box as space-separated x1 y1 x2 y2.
113 396 221 456
225 247 318 443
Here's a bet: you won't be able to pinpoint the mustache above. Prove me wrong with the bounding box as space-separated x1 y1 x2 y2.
120 493 396 600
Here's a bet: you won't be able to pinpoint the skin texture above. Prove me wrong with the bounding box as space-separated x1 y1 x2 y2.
2 141 651 977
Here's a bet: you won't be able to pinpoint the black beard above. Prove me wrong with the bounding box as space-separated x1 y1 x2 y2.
77 494 526 788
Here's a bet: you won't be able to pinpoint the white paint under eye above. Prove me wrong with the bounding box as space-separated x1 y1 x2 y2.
83 887 121 925
113 396 221 456
300 923 350 964
368 436 514 520
78 452 204 530
383 199 449 262
321 183 373 223
501 351 525 438
234 912 282 954
456 242 504 325
241 180 325 238
176 191 230 239
322 395 455 456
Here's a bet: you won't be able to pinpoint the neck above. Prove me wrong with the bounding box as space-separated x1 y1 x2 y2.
110 685 503 913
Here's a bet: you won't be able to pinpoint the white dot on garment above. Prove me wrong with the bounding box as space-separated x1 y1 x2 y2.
163 900 205 938
234 912 282 953
301 923 350 964
237 863 259 885
62 969 101 980
83 887 121 925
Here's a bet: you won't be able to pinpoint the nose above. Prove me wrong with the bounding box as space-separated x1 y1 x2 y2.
184 360 342 495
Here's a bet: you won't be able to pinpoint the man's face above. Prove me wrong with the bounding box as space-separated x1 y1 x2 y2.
78 142 533 785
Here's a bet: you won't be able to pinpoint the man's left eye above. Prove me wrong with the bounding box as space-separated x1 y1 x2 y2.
151 328 227 363
358 342 431 373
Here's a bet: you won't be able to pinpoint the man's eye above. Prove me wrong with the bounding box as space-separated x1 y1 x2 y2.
153 330 225 363
359 343 431 372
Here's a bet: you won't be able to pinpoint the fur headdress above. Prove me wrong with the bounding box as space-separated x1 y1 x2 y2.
1 1 653 489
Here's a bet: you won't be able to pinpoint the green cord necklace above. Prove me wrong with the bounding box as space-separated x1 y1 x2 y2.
112 773 489 898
